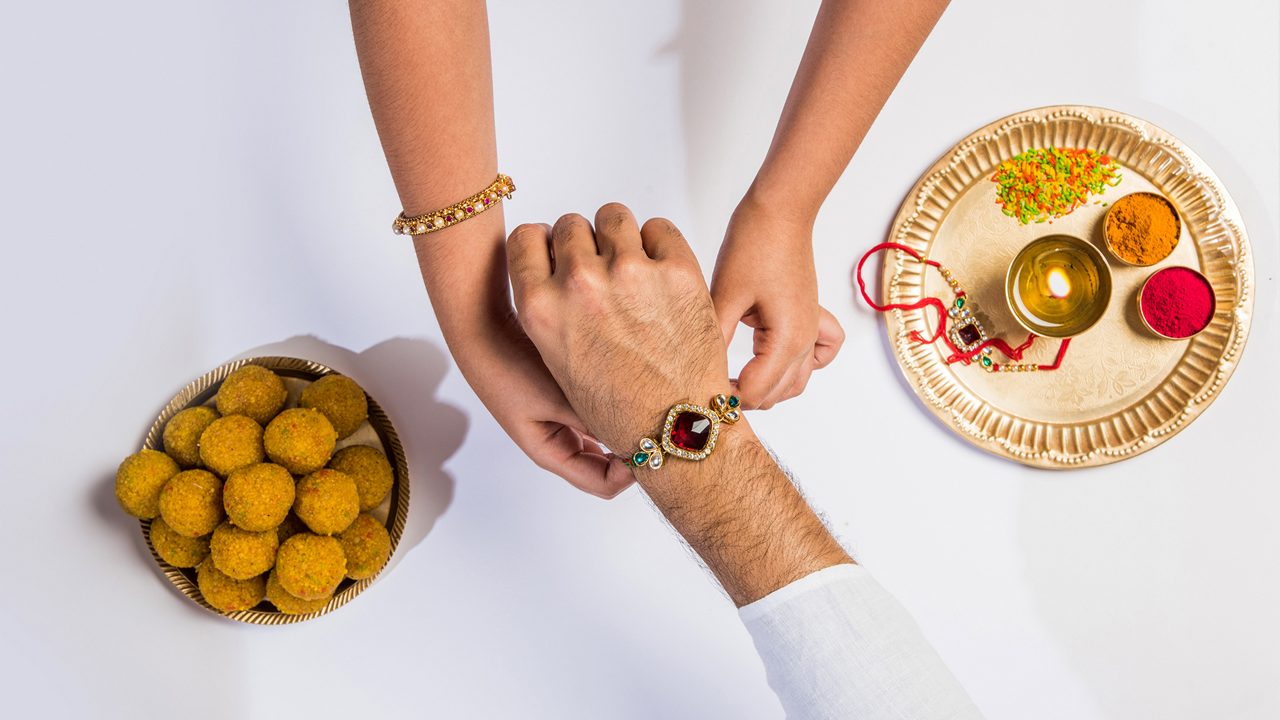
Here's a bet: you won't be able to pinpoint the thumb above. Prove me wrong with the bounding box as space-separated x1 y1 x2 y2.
813 307 846 369
735 331 796 410
711 286 751 347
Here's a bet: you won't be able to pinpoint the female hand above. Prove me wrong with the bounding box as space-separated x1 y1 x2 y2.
414 211 634 500
452 311 636 499
709 201 844 410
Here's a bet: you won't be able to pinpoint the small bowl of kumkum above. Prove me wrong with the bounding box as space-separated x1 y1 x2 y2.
1137 266 1216 340
1103 192 1182 266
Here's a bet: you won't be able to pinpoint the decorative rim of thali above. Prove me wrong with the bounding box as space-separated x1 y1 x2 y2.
881 105 1254 468
138 355 412 623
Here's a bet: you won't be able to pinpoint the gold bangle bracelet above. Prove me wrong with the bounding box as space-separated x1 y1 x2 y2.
392 173 515 236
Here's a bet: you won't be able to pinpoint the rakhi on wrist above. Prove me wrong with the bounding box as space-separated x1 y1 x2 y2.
625 393 742 470
856 242 1070 373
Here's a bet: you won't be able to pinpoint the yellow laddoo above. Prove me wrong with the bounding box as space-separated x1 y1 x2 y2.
265 569 331 615
210 522 279 580
115 449 180 519
300 375 369 440
294 469 359 535
215 365 287 425
223 463 295 531
329 445 394 511
276 513 308 544
275 533 346 601
162 406 220 468
197 559 265 613
264 408 336 475
148 517 210 568
198 415 265 477
338 514 391 580
158 469 224 538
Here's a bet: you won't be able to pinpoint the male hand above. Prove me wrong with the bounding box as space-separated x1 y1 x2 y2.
507 203 851 607
710 203 844 410
506 204 730 454
409 210 634 500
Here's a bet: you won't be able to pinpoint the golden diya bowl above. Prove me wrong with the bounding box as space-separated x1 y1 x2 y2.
1005 234 1113 339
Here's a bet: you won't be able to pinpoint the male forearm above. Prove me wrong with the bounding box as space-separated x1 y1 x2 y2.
637 425 851 607
348 0 509 341
747 0 949 220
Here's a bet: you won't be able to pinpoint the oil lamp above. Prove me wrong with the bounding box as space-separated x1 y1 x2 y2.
1005 234 1112 338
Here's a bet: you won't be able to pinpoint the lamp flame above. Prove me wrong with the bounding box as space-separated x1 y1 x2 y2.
1047 268 1071 299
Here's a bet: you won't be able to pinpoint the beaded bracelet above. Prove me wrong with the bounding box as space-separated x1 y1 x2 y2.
392 173 515 236
626 393 742 470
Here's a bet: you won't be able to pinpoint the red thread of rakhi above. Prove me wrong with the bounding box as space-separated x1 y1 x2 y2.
856 242 1070 373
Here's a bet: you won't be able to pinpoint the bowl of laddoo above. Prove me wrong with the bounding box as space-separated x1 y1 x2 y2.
114 356 409 624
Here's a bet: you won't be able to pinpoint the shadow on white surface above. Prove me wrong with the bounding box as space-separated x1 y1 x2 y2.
242 335 468 573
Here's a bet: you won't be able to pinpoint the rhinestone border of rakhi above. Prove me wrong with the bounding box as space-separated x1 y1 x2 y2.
939 266 998 370
626 393 742 470
948 294 1040 373
945 295 988 355
392 173 515 236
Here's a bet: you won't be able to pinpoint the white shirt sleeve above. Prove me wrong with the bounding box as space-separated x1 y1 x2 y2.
739 563 984 720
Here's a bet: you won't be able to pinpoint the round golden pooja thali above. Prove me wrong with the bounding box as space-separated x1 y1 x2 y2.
880 106 1253 468
138 356 410 623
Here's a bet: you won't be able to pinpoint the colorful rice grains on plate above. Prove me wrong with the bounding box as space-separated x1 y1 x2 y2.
990 147 1122 225
118 357 409 624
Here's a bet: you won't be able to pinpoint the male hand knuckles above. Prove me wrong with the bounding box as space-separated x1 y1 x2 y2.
509 222 545 243
596 203 633 231
640 216 677 236
552 214 590 241
515 289 557 338
609 253 647 281
561 266 608 311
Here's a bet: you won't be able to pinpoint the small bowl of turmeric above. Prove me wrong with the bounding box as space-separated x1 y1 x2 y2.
1103 192 1182 266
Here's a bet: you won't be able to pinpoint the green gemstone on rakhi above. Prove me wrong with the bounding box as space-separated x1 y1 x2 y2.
980 355 993 368
632 451 649 466
727 395 740 409
955 297 965 309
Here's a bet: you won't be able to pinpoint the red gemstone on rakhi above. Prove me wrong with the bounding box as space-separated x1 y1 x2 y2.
957 323 981 346
670 411 712 452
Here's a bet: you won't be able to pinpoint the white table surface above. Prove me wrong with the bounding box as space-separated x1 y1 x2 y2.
2 1 1276 718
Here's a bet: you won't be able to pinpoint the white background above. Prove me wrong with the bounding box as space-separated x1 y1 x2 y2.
1 1 1276 718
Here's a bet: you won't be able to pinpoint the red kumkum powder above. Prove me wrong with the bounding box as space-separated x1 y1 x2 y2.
1140 266 1215 339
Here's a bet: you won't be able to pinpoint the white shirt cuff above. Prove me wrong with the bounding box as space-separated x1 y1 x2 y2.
739 564 984 720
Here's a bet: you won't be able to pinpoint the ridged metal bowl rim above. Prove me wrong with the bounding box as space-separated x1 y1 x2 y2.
138 356 411 624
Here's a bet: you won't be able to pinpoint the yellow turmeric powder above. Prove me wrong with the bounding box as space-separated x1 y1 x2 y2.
1105 192 1180 265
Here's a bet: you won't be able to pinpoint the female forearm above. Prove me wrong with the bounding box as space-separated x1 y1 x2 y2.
350 3 632 499
348 0 509 339
747 0 949 221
